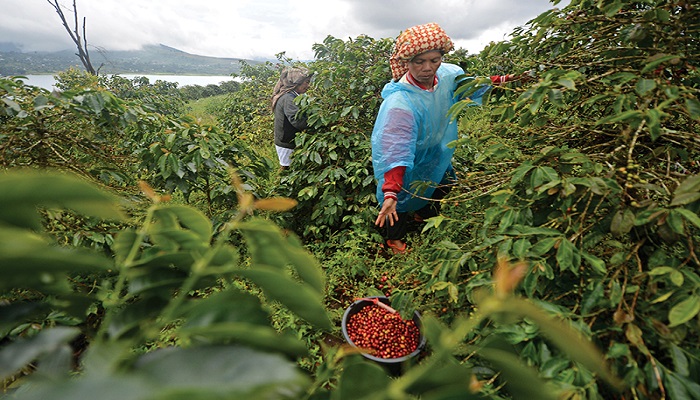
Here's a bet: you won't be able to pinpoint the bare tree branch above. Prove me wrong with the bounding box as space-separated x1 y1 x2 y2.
47 0 96 75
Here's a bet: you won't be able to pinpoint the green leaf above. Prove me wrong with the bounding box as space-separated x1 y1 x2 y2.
582 282 604 315
529 91 546 114
667 210 685 234
671 175 700 206
113 228 139 265
107 297 168 339
176 288 308 356
646 108 662 140
0 327 80 380
581 251 606 275
0 229 113 291
610 208 636 237
238 219 325 294
335 356 392 400
530 166 559 188
668 296 700 327
479 347 561 400
670 343 689 377
126 266 186 297
236 265 332 330
665 372 694 400
556 78 576 90
676 209 700 229
670 270 685 287
180 289 268 326
650 291 674 304
584 93 611 106
635 79 657 96
671 192 700 207
596 110 642 125
556 239 576 273
15 375 152 400
0 302 50 335
634 209 665 225
448 99 476 121
511 162 535 185
33 94 50 108
0 170 125 230
2 97 22 112
148 206 213 251
504 226 562 237
420 386 483 400
150 229 208 252
641 54 682 74
129 251 196 271
133 346 310 398
513 238 531 259
626 324 649 355
649 266 675 276
530 237 559 256
686 98 700 120
601 0 623 16
402 356 477 397
504 298 624 389
180 323 308 357
547 88 565 108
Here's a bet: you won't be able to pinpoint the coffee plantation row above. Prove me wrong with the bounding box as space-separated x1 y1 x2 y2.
1 0 699 398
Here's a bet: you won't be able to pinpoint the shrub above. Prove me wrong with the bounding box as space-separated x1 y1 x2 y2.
279 35 394 240
435 0 700 397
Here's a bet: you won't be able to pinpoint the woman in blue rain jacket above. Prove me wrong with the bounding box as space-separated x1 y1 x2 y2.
372 22 514 253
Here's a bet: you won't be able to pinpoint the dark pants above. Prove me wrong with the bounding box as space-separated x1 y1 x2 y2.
382 182 452 241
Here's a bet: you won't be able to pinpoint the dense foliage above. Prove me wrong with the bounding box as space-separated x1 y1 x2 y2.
431 0 700 397
1 0 699 399
279 35 394 240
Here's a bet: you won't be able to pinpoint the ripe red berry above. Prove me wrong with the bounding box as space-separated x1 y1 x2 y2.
345 304 421 359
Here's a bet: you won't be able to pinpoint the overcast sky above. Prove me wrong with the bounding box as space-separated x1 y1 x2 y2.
0 0 566 60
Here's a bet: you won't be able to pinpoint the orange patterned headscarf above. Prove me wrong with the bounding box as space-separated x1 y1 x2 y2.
389 22 454 82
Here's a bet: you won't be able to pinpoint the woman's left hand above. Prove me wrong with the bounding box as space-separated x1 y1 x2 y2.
375 198 398 227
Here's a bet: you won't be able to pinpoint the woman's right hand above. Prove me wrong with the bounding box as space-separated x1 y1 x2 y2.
375 197 398 227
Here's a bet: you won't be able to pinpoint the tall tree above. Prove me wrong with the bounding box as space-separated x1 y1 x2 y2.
47 0 98 75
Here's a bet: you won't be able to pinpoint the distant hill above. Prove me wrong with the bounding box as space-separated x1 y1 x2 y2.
0 44 264 76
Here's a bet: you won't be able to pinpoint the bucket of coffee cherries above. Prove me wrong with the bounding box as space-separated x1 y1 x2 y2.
341 296 425 374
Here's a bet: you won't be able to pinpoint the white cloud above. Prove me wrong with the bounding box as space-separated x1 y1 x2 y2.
0 0 566 59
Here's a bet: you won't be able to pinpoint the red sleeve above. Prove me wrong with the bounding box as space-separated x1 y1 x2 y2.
382 166 406 193
490 74 515 85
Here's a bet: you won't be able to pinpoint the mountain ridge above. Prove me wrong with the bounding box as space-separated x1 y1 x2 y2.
0 44 267 76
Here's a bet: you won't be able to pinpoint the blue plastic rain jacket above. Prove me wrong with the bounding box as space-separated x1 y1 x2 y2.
371 63 489 212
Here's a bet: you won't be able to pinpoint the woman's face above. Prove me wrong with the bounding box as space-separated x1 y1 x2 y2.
407 50 443 87
295 78 311 94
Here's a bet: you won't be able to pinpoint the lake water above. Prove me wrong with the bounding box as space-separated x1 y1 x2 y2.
12 74 236 91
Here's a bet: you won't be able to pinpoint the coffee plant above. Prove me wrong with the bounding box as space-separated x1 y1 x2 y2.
0 170 328 399
131 112 269 214
278 34 394 240
424 0 700 398
0 170 621 400
2 0 699 398
0 75 135 182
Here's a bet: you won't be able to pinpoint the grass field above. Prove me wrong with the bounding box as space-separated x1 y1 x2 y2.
185 94 229 125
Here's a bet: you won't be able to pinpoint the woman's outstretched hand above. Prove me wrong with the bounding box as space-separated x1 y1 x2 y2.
375 197 398 228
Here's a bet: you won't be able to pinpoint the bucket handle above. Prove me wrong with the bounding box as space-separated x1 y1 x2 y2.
355 297 397 314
